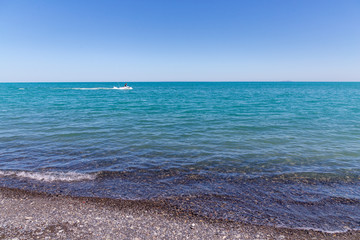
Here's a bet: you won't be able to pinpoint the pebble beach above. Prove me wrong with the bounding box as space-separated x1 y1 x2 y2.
1 187 359 240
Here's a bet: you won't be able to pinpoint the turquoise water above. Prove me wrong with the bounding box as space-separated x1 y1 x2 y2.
1 82 359 231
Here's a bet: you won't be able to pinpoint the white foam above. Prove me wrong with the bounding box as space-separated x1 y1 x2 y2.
53 87 132 90
274 223 356 233
0 170 96 182
71 87 132 90
112 86 133 90
71 87 112 90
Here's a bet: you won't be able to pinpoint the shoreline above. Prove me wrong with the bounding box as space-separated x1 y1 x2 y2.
0 187 359 239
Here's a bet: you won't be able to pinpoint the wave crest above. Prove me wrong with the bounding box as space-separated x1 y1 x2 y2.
0 170 96 182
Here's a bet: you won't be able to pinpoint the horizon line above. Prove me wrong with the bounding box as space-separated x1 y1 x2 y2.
1 80 360 83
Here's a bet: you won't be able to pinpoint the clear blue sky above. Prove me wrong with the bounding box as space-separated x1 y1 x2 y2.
0 0 359 82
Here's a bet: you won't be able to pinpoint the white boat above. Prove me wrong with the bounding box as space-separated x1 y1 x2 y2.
113 86 133 90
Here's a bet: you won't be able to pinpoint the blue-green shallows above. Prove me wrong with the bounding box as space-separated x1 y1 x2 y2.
0 82 359 232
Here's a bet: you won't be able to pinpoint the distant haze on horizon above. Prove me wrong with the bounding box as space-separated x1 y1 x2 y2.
0 0 359 82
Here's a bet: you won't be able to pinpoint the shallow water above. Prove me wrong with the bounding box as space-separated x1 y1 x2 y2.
0 82 359 232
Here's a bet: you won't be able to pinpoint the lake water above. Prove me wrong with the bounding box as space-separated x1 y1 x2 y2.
0 82 359 232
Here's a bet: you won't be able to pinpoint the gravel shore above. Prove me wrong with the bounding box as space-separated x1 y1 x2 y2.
0 187 359 240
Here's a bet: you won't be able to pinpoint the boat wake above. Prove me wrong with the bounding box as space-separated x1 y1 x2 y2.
66 87 132 90
112 86 133 90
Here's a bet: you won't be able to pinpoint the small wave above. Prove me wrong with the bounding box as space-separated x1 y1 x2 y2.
274 224 357 234
0 170 96 182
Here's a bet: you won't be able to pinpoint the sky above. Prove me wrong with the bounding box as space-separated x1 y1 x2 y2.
0 0 359 82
